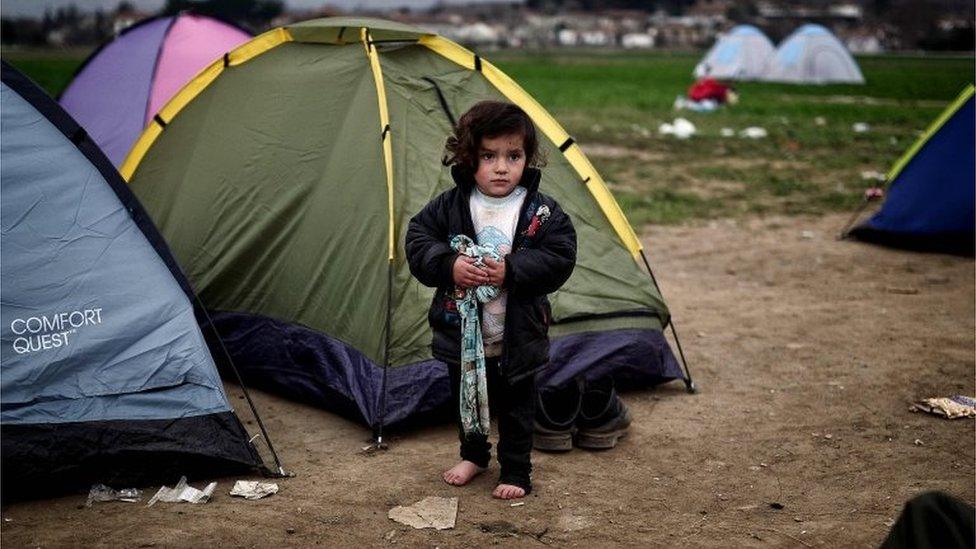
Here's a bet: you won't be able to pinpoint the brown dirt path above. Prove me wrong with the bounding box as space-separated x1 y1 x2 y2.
3 213 973 548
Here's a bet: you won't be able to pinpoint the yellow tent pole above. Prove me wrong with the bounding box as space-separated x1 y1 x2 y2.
886 84 975 183
361 28 396 263
361 27 397 443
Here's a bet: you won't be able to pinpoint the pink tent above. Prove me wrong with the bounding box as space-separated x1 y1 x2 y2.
60 14 252 167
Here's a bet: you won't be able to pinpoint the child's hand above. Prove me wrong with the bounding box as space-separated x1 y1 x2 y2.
453 256 489 288
483 257 506 288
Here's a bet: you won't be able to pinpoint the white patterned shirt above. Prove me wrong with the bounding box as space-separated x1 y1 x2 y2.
469 186 527 357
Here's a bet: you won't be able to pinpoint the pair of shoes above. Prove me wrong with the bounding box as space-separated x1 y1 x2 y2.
575 377 632 450
533 376 631 452
532 379 582 452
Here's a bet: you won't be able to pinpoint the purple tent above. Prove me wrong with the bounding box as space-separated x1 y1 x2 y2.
60 14 251 167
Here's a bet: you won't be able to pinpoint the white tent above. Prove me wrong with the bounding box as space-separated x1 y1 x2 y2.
694 25 776 80
763 24 865 84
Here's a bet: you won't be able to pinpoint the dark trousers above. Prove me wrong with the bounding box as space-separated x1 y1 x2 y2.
447 357 536 493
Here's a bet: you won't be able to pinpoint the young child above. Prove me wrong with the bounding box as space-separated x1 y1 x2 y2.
405 101 577 499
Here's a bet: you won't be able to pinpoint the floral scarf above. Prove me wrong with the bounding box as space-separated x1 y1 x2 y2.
450 234 499 437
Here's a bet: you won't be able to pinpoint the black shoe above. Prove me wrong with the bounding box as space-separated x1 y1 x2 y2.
576 377 631 450
533 379 582 452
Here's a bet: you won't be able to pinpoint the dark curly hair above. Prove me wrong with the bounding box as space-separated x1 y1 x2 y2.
443 101 543 172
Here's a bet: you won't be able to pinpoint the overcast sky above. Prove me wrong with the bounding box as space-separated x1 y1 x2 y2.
2 0 518 17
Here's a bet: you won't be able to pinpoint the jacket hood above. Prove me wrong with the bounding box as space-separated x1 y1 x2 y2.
450 165 542 195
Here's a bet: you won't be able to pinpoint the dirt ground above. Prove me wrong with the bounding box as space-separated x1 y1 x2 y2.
3 212 973 548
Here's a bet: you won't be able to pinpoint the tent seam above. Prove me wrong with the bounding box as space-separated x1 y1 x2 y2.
143 15 179 128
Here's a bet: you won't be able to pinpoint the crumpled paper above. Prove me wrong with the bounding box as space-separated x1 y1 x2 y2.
86 484 141 506
388 496 458 530
229 480 279 500
147 476 216 506
909 396 976 419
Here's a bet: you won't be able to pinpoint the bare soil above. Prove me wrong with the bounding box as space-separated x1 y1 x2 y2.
3 213 973 548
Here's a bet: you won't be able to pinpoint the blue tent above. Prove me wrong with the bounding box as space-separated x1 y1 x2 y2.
763 24 865 84
694 25 776 80
849 85 975 255
0 62 266 499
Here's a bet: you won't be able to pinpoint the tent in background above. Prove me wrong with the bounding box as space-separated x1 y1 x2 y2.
121 17 692 433
763 24 865 84
1 62 266 499
693 25 776 80
846 85 974 255
59 13 252 167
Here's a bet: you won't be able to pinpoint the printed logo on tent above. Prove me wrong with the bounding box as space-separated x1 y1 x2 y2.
8 308 104 355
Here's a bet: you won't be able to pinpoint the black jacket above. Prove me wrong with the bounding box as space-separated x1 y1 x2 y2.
405 166 577 383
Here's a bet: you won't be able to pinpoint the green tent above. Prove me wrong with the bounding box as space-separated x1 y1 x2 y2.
122 17 691 431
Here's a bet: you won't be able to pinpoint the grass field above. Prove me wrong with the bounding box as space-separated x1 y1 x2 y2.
4 48 973 225
493 51 974 224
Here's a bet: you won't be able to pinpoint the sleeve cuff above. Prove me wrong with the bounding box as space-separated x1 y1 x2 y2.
440 253 458 287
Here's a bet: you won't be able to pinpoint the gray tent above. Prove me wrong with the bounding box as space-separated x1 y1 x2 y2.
0 62 266 499
763 24 865 84
694 25 776 80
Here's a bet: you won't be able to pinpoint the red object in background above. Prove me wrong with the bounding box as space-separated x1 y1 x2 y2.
864 187 885 200
688 78 731 103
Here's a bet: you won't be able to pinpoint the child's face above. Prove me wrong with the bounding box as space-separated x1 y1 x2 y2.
474 133 525 198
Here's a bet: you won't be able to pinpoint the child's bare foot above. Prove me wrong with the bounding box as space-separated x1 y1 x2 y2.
492 483 526 499
442 460 485 486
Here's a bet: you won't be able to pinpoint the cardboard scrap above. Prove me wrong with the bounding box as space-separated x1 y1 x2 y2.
388 496 458 530
147 476 216 506
910 396 976 419
230 480 279 500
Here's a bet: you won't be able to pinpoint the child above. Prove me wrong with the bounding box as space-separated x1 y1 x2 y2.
405 101 577 499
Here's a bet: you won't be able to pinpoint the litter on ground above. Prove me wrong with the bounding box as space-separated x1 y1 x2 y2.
909 396 976 419
230 480 279 500
147 476 216 506
739 127 768 139
674 96 718 112
388 496 458 530
658 118 696 139
864 187 885 200
860 170 886 181
720 128 735 137
86 484 141 506
852 122 871 133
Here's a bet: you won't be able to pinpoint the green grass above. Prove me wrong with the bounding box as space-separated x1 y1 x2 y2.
3 47 973 225
2 48 91 97
491 50 973 223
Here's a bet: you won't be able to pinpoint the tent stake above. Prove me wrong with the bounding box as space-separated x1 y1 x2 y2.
838 195 874 239
373 261 395 448
640 250 696 393
195 296 288 477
